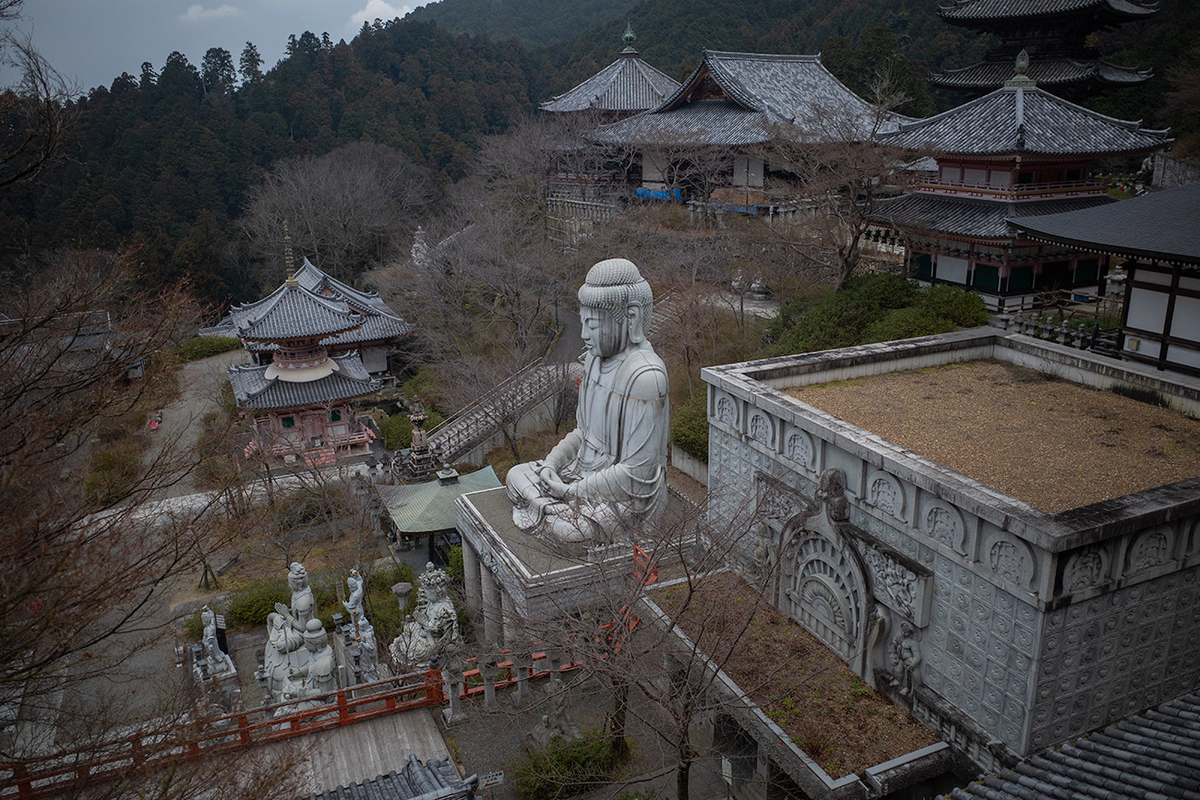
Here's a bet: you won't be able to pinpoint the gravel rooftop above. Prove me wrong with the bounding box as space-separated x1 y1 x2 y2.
785 360 1200 513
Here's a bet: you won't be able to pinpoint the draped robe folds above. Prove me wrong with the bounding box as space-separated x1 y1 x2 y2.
508 340 668 540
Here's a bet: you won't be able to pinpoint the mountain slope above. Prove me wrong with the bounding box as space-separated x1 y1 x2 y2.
406 0 644 46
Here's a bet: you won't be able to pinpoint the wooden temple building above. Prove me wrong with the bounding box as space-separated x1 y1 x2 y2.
871 66 1170 312
540 25 680 120
1011 182 1200 376
220 262 414 465
929 0 1157 94
591 50 908 204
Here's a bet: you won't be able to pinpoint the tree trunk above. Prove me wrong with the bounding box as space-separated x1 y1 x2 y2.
676 758 691 800
610 678 630 759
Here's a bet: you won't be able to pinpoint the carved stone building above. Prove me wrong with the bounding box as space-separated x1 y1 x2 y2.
701 328 1200 770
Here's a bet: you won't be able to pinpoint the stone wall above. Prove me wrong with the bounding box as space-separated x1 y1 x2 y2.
701 330 1200 767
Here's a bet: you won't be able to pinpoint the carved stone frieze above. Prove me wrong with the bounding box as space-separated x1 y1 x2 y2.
866 471 906 521
859 541 919 620
1062 547 1108 594
924 503 967 553
784 427 816 471
1126 527 1173 575
987 536 1035 590
748 411 774 447
714 392 738 428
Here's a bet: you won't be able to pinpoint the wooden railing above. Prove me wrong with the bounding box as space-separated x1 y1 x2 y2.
1 651 577 800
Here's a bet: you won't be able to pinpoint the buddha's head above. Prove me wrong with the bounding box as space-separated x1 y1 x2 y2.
577 258 653 359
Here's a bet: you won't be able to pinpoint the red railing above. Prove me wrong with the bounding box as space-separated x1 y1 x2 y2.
1 651 577 800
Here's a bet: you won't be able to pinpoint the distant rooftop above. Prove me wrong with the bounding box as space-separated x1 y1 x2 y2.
228 351 379 410
786 359 1200 513
540 26 680 114
938 0 1158 24
929 57 1152 89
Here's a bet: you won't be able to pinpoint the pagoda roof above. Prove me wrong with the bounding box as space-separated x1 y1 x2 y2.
938 0 1157 24
593 50 909 148
1008 182 1200 264
880 84 1170 157
290 258 416 346
540 50 680 114
226 278 362 342
228 351 379 411
929 58 1152 89
873 191 1113 238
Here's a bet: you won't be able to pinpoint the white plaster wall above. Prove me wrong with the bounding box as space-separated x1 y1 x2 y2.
937 256 969 285
1126 286 1169 333
1170 294 1200 342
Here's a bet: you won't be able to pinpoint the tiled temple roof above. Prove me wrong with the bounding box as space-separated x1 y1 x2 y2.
938 0 1158 24
540 50 680 114
873 192 1112 238
310 754 475 800
226 279 362 342
929 58 1152 89
879 85 1170 156
950 693 1200 800
228 351 379 410
1009 182 1200 264
593 50 909 148
291 259 416 347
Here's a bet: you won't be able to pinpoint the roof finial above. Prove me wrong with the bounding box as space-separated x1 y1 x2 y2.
621 23 637 55
283 219 296 274
1005 49 1037 88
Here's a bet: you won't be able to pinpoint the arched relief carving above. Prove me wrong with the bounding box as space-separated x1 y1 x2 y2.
866 471 906 523
784 427 816 472
923 503 967 554
1062 547 1109 594
713 391 739 430
784 532 867 663
747 410 775 448
1126 526 1174 575
986 534 1035 590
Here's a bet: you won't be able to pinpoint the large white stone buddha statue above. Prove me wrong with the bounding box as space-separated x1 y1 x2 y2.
507 258 669 542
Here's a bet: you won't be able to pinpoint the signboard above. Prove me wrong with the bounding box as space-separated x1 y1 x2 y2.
480 771 505 788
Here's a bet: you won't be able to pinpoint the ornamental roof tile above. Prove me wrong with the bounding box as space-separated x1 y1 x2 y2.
310 754 474 800
872 191 1113 238
540 51 680 113
938 0 1157 23
1009 182 1200 264
929 58 1152 88
593 50 908 148
880 85 1170 156
950 693 1200 800
228 352 379 410
227 280 362 342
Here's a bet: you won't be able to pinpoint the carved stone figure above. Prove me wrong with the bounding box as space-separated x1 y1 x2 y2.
864 605 889 689
817 468 849 522
506 258 669 543
286 562 315 631
263 610 309 702
888 621 921 697
288 619 337 700
344 569 365 627
198 605 234 677
390 563 461 671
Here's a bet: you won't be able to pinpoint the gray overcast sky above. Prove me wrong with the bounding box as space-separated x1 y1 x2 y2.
10 0 434 92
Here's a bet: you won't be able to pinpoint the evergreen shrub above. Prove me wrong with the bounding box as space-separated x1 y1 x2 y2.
381 409 445 450
511 730 624 800
177 336 242 362
225 579 289 628
670 392 709 463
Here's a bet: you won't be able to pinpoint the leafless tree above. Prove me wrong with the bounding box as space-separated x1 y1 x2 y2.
241 141 435 283
0 0 75 188
764 71 914 290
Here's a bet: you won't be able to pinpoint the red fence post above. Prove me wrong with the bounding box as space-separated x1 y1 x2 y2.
424 669 445 704
337 690 349 725
237 713 251 746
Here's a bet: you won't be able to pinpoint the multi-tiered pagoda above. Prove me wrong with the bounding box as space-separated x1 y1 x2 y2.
930 0 1157 94
226 274 381 466
872 66 1169 312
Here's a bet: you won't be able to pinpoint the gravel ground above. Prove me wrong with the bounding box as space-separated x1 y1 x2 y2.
787 360 1200 513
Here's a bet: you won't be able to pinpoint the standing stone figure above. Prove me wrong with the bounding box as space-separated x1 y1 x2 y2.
507 258 669 542
343 569 365 631
390 563 461 671
199 605 234 676
286 562 315 631
288 619 337 700
889 621 921 697
263 610 309 701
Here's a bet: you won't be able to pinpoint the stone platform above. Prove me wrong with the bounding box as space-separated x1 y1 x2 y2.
455 487 643 644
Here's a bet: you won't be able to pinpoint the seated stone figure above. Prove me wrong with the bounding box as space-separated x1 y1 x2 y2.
507 258 669 542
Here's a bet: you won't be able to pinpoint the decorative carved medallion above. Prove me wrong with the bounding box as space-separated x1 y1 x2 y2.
749 413 771 445
1064 549 1106 592
716 395 736 426
926 506 964 550
989 539 1033 588
1129 530 1170 573
786 431 814 469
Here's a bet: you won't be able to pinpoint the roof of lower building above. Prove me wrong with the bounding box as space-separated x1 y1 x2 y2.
225 278 362 342
950 693 1200 800
929 58 1152 89
228 351 379 410
938 0 1158 24
378 466 503 533
880 85 1169 156
593 50 909 148
540 49 680 114
1008 182 1200 264
310 754 475 800
872 191 1113 238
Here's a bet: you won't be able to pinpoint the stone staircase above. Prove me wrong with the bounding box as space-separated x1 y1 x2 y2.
426 359 583 465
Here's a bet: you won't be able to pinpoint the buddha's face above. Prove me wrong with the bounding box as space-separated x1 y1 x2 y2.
580 306 625 359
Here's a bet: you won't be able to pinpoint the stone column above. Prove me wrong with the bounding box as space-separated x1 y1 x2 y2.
500 589 519 646
480 565 500 644
462 542 482 619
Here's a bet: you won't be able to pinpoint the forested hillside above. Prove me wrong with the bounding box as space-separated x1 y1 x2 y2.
3 0 1196 310
406 0 643 47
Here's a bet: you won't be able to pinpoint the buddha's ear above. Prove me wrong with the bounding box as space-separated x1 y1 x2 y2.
626 304 646 344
